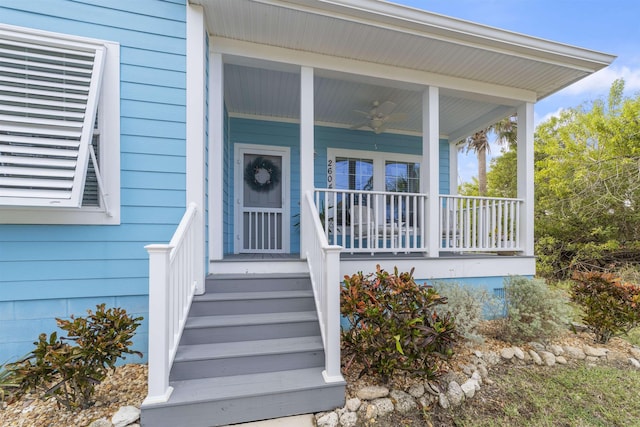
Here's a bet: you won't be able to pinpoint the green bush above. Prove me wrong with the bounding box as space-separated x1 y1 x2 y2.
9 304 142 410
500 276 571 343
571 271 640 343
432 281 500 344
340 266 457 382
0 362 22 404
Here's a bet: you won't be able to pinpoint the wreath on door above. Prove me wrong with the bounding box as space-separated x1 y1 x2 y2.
244 156 281 192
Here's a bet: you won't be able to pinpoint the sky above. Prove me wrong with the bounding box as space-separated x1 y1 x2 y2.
391 0 640 183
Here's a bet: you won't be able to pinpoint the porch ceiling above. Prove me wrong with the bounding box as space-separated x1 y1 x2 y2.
224 63 510 138
197 0 615 137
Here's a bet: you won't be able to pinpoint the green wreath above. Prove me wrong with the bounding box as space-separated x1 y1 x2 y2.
244 156 281 192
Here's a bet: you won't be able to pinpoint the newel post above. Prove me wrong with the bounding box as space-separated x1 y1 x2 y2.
143 244 174 404
323 246 343 383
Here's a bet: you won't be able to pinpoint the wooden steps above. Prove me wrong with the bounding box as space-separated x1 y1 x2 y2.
141 272 345 427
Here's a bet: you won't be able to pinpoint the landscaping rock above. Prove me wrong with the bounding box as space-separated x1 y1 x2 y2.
570 322 589 332
584 345 608 357
540 351 556 366
446 381 465 407
111 406 140 427
346 398 361 412
425 380 441 396
629 347 640 360
364 403 378 420
529 342 546 352
371 398 394 417
607 351 629 364
630 358 640 369
460 379 478 399
339 411 358 427
476 364 489 379
501 347 515 360
549 344 564 356
471 371 482 385
529 350 543 366
556 356 568 365
356 385 389 400
390 390 418 413
586 356 599 363
563 345 586 360
513 347 525 360
438 393 450 409
316 411 339 427
88 418 112 427
408 383 425 398
473 350 484 358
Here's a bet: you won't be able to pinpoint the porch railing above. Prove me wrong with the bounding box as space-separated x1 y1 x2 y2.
302 190 343 383
440 195 523 252
143 202 200 404
314 188 428 253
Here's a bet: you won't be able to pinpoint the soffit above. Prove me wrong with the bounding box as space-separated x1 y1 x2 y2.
196 0 615 100
224 63 505 137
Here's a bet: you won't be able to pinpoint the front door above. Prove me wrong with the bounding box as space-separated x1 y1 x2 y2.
235 144 290 253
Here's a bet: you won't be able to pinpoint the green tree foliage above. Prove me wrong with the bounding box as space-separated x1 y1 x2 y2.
534 79 640 278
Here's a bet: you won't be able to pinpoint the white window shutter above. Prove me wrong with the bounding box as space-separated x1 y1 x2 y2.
0 31 105 207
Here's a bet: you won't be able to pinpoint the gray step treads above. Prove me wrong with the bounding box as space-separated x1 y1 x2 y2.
174 336 323 362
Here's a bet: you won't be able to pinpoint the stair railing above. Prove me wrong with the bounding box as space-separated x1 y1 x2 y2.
302 191 344 383
144 202 201 404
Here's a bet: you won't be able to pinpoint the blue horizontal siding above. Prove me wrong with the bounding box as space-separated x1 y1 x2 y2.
0 0 183 363
0 241 149 262
121 82 185 105
121 100 186 122
0 295 149 363
121 136 187 156
2 260 148 282
1 278 149 301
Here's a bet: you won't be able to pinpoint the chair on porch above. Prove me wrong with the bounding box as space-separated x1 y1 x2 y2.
350 204 379 243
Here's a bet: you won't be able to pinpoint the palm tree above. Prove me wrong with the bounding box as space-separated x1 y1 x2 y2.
460 115 517 196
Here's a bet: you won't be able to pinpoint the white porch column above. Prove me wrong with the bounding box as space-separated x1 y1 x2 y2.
422 87 440 257
300 66 315 258
209 51 224 261
449 141 458 195
186 4 206 293
517 102 534 256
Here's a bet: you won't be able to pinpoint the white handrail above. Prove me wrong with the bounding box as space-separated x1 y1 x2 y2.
440 195 523 252
302 191 344 383
315 188 428 254
143 202 200 404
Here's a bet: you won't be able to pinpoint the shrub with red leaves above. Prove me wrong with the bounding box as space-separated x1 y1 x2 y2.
571 271 640 343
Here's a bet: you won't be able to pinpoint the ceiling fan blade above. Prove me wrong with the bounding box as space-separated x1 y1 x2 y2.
350 121 370 130
377 101 397 116
387 112 408 122
353 110 371 117
373 124 388 134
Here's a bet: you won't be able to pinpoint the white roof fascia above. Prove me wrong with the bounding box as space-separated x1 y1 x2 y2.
249 0 616 72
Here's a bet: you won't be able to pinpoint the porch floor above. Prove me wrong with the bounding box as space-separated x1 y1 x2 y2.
221 251 516 261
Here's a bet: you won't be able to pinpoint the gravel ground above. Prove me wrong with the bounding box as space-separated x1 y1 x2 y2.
0 364 147 427
1 321 636 427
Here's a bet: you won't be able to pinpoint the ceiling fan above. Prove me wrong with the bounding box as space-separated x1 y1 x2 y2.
350 100 407 134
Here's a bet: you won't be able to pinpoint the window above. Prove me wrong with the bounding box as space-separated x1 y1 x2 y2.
0 24 120 224
327 148 421 224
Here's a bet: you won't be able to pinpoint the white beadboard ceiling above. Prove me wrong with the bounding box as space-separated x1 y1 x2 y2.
196 0 615 137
